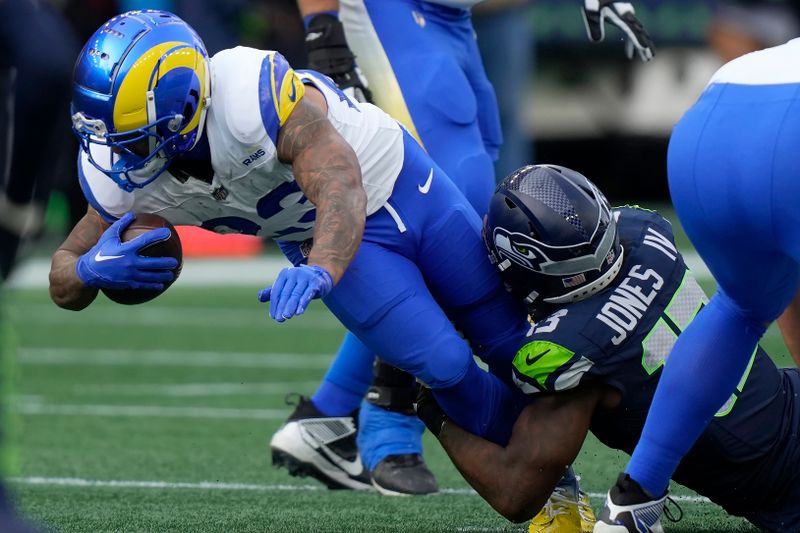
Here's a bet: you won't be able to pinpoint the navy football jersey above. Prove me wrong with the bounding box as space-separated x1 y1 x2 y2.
512 207 800 522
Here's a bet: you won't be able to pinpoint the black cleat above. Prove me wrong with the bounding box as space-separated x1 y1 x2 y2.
270 394 373 491
370 453 438 496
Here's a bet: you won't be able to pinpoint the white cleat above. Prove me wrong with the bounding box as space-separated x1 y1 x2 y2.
270 395 373 491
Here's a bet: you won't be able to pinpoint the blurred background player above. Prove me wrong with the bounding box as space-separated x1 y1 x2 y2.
473 0 536 179
707 0 800 63
272 0 654 500
0 0 78 278
417 165 800 532
595 35 800 532
0 1 78 531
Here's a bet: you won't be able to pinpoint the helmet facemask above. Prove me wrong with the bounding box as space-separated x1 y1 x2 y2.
72 106 181 191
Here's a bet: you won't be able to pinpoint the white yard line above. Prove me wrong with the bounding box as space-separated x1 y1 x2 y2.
6 303 345 330
5 257 289 289
15 402 290 420
5 254 713 290
6 476 712 504
73 381 322 397
9 477 321 491
18 348 333 369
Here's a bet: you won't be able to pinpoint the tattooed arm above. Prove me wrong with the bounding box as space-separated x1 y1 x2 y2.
49 207 109 310
277 86 366 284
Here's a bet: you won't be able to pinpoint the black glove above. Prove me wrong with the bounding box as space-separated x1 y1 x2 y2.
581 0 655 62
305 14 372 103
415 385 449 438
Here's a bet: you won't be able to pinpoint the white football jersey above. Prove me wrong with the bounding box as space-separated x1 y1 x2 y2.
79 46 404 242
709 38 800 87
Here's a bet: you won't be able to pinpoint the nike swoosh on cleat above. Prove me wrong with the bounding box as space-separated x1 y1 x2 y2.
418 169 434 194
317 443 365 478
94 251 124 262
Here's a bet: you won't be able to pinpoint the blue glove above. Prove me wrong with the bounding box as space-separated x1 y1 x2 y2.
257 264 333 322
76 212 179 291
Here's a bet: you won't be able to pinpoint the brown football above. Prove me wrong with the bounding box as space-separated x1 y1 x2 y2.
101 213 183 305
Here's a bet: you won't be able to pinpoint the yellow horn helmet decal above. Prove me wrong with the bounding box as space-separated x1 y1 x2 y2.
113 41 208 134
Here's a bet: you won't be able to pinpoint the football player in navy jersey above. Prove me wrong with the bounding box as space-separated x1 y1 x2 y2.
416 165 800 533
274 0 655 501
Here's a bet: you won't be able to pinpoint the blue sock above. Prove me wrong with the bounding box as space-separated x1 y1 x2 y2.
626 294 766 496
556 466 579 497
433 362 527 446
311 332 375 416
357 401 425 471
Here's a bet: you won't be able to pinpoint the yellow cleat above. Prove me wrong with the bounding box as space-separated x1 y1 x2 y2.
528 487 597 533
578 490 597 533
528 486 583 533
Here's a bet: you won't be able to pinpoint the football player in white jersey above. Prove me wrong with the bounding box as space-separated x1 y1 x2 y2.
273 0 656 504
49 8 532 501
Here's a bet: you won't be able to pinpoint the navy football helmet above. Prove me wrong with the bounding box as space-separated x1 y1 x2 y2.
71 10 211 191
484 165 623 308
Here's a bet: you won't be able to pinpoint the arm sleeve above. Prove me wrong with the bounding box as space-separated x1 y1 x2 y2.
258 51 306 146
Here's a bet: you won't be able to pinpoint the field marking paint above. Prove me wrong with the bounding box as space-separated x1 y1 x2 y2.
9 477 320 491
6 257 288 289
7 304 345 330
18 348 333 369
16 402 289 420
7 476 712 504
6 253 713 291
73 381 322 397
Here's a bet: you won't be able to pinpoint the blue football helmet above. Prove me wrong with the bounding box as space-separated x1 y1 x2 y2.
71 10 211 191
483 165 623 308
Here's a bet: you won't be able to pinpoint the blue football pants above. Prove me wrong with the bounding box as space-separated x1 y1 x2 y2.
281 133 529 444
627 82 800 496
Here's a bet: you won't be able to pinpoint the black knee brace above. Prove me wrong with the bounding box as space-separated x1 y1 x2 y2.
366 359 417 415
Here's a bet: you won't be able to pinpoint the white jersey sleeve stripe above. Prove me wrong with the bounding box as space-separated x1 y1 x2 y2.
78 148 133 222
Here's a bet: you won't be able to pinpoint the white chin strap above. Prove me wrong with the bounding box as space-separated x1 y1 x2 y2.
128 154 168 185
543 246 625 305
190 58 212 150
145 90 158 154
110 150 167 185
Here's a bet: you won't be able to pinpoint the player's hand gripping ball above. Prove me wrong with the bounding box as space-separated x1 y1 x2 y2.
76 212 182 305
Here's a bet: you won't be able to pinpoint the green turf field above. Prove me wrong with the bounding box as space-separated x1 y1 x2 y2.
3 211 787 533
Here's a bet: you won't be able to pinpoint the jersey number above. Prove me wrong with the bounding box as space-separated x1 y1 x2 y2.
200 181 315 237
640 271 755 417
